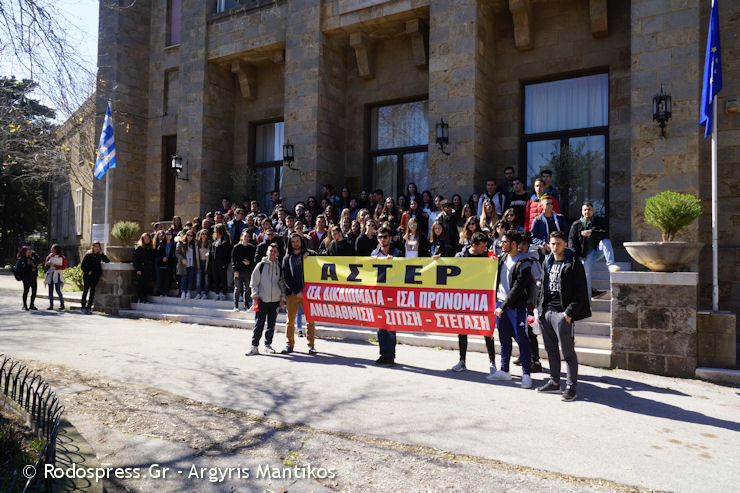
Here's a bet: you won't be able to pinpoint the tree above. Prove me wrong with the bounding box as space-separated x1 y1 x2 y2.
0 76 55 261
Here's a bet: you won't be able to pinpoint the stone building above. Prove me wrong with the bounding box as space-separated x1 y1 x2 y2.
92 1 738 327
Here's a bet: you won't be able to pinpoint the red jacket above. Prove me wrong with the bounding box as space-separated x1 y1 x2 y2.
524 194 560 231
308 229 328 252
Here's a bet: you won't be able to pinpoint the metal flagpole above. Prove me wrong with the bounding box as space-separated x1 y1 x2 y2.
104 99 112 247
711 95 718 312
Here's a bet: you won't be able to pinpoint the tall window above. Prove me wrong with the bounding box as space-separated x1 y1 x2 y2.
369 99 428 199
75 188 83 236
166 0 181 46
253 121 283 208
524 73 608 219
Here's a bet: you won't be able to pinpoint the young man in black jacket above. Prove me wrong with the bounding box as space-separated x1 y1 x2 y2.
536 231 591 401
232 230 256 311
450 232 498 377
281 233 318 355
490 230 533 389
568 201 620 297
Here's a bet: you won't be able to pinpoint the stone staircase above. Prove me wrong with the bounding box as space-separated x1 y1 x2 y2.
111 259 629 369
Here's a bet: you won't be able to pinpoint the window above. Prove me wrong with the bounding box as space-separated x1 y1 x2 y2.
523 73 608 219
369 99 428 199
252 121 283 209
61 191 70 239
216 0 242 13
75 188 83 236
166 0 181 46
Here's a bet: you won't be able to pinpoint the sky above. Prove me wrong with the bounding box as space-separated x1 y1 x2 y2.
0 0 99 117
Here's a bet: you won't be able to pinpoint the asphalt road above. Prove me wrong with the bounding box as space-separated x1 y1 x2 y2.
1 277 738 492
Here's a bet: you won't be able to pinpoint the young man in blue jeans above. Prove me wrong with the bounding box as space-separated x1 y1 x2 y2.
490 231 533 389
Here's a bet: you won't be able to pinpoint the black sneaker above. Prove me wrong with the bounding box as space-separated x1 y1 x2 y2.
280 346 294 354
536 380 561 393
47 306 54 310
562 385 578 401
532 361 542 373
23 306 29 311
29 305 38 311
308 346 317 355
513 357 522 366
374 356 388 365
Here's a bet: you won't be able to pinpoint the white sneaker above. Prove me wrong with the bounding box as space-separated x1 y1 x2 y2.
521 374 532 389
264 344 277 354
608 264 621 273
246 346 259 356
233 307 240 312
450 361 467 372
485 365 498 380
488 370 511 381
180 292 186 300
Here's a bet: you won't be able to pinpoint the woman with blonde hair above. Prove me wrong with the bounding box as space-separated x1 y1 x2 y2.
459 215 482 251
133 233 155 303
176 229 198 299
479 199 497 234
194 229 212 299
403 217 430 258
80 241 110 314
44 244 67 311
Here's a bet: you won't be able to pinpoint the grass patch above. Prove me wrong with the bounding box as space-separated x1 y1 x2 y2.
283 450 299 467
367 337 378 343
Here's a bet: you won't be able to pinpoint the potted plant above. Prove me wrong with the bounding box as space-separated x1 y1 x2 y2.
624 191 703 272
107 221 141 262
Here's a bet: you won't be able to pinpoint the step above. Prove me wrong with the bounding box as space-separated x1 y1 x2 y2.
578 311 610 324
118 311 613 367
592 278 610 291
572 320 611 337
590 298 610 312
592 261 631 272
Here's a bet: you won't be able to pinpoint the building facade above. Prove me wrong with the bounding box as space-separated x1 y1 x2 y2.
92 0 739 322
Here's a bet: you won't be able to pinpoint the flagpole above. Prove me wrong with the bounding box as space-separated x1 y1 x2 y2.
104 99 112 248
711 95 718 312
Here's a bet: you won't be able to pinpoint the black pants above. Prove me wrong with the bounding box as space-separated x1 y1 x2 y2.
233 270 251 308
137 275 152 302
458 334 496 365
527 325 540 362
213 264 228 295
81 275 100 310
22 276 37 308
252 301 279 347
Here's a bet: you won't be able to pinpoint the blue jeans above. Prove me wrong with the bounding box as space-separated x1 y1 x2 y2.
297 304 304 331
181 266 195 293
252 301 279 347
378 329 396 358
496 302 531 374
581 238 615 295
196 260 209 295
48 282 64 307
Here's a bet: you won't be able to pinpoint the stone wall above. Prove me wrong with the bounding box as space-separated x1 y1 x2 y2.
94 0 152 241
697 311 737 368
94 263 137 314
611 272 698 377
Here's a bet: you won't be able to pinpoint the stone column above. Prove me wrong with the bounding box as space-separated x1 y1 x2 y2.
94 0 152 242
629 1 702 242
611 272 698 377
282 1 346 202
428 0 493 197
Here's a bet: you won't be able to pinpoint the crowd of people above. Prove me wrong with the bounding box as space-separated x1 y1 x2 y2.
16 169 623 402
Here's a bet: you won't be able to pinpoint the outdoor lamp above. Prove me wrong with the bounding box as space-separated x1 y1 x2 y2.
283 142 298 170
652 84 672 137
171 154 188 180
435 118 450 155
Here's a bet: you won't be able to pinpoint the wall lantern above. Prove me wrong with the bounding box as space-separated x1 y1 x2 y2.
435 118 450 155
283 142 298 170
652 84 672 138
171 154 188 180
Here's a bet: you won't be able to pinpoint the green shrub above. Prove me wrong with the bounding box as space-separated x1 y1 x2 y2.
63 265 84 291
644 191 702 241
111 221 140 245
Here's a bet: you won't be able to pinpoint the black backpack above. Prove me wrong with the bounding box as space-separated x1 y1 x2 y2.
12 258 24 281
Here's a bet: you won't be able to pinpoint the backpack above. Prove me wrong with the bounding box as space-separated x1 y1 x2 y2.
12 258 24 281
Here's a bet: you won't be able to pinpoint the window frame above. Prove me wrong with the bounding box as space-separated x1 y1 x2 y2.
365 95 429 197
75 188 83 236
520 71 610 218
249 119 284 201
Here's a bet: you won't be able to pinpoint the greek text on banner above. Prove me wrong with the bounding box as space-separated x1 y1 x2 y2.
303 257 498 337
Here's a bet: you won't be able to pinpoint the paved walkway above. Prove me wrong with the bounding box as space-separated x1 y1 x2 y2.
1 275 738 492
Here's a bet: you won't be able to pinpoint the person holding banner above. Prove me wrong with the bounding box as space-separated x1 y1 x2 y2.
281 233 318 355
491 231 533 389
371 227 403 365
451 232 498 376
536 231 591 401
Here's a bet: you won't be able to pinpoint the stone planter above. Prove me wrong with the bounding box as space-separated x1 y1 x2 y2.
623 242 703 272
106 245 134 263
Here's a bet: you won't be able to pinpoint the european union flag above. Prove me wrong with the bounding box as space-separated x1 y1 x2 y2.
700 1 722 138
94 101 117 179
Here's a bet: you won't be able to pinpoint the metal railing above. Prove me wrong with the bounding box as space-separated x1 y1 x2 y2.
0 355 64 493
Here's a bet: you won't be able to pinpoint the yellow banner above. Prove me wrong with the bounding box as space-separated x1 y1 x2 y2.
304 256 497 290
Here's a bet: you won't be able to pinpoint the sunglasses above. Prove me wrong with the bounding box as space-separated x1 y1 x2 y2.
506 213 515 217
378 235 389 239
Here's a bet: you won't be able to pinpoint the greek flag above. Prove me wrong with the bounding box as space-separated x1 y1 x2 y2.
94 101 116 179
700 0 722 138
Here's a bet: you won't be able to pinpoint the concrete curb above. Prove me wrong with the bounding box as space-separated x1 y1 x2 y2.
695 367 740 386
